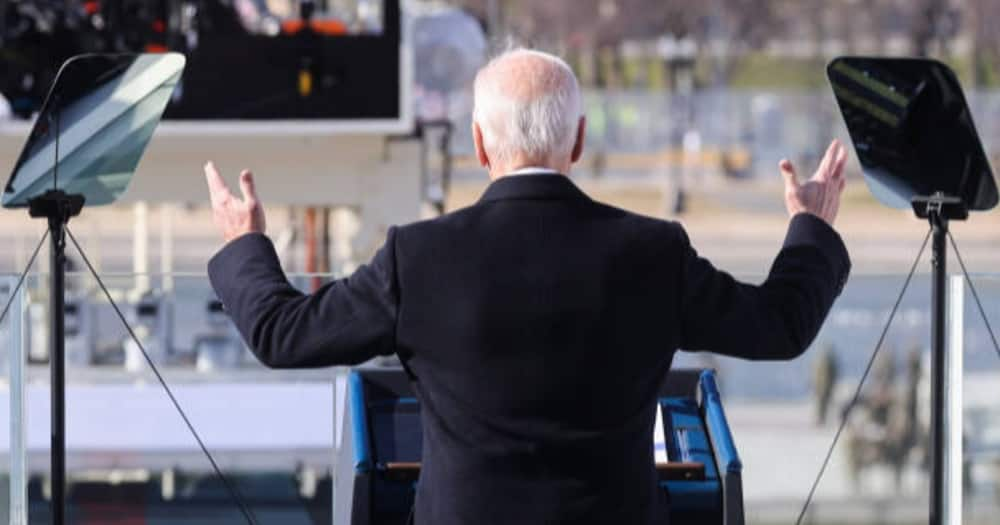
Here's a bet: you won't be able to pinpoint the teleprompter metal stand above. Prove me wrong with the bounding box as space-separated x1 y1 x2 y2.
24 90 86 525
825 56 1000 525
2 53 187 525
27 189 83 525
912 193 967 525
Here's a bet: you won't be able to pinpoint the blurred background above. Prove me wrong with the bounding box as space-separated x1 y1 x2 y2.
2 0 1000 524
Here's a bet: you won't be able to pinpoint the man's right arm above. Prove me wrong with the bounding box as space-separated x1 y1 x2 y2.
207 230 399 368
677 214 850 360
678 139 851 360
202 162 398 368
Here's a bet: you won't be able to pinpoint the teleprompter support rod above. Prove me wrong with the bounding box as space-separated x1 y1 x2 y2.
929 209 947 525
913 192 967 525
28 190 83 525
50 216 66 525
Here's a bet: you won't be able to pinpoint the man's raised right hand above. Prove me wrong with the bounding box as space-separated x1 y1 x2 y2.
205 161 266 244
780 139 848 226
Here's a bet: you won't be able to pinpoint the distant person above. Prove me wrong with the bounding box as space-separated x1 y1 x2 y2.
203 48 851 524
871 347 897 427
813 343 839 425
902 345 926 469
0 93 10 121
885 346 925 491
903 345 922 427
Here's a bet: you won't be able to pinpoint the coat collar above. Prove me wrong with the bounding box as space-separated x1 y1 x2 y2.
478 174 590 203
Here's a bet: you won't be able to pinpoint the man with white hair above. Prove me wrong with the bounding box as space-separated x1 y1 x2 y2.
205 49 850 524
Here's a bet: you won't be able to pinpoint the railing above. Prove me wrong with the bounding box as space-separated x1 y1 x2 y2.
2 271 999 523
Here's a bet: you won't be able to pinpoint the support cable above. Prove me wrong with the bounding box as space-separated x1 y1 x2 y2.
946 231 1000 361
0 231 48 327
65 227 259 525
795 228 932 525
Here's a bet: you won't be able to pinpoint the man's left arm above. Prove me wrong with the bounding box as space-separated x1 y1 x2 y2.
203 162 398 368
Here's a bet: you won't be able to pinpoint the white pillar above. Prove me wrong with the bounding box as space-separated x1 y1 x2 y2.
160 204 174 292
86 216 102 275
944 274 964 525
133 202 150 294
8 277 27 524
13 234 25 276
331 207 360 275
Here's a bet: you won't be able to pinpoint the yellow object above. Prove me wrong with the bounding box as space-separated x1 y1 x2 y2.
299 70 313 97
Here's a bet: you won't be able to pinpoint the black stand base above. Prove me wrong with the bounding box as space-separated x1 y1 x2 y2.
27 189 83 525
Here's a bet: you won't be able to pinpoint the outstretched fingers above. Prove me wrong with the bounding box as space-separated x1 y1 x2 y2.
203 162 266 242
830 143 849 183
780 159 799 191
238 170 258 204
814 139 841 182
205 162 233 205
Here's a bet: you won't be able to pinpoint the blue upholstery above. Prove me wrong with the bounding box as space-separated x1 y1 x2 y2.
700 370 743 474
659 396 721 518
349 371 373 474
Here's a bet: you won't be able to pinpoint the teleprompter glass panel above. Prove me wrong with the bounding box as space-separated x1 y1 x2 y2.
3 53 185 208
827 57 998 211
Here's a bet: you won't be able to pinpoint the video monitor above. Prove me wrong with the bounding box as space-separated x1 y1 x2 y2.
0 1 409 130
2 53 185 208
827 57 998 211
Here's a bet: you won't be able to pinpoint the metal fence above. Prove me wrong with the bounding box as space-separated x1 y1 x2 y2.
446 89 1000 179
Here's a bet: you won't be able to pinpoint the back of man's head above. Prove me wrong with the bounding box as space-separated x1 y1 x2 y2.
472 48 583 175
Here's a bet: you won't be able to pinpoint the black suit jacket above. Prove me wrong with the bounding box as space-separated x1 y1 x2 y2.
208 174 850 525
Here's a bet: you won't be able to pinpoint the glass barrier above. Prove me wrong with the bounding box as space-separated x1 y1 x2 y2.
676 273 1000 524
2 271 999 523
672 274 936 522
960 275 1000 525
0 271 347 524
1 275 21 523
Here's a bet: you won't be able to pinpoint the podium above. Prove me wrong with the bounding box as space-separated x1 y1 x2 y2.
334 368 744 525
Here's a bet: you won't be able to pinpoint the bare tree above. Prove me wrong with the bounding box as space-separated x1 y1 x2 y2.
966 0 1000 86
909 0 949 57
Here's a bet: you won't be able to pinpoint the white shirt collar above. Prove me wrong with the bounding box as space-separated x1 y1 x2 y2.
507 167 562 176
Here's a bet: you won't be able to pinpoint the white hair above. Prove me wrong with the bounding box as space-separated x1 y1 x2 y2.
472 48 582 166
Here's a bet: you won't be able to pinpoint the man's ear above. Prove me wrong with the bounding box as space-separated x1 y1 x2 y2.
570 116 586 164
473 122 490 168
